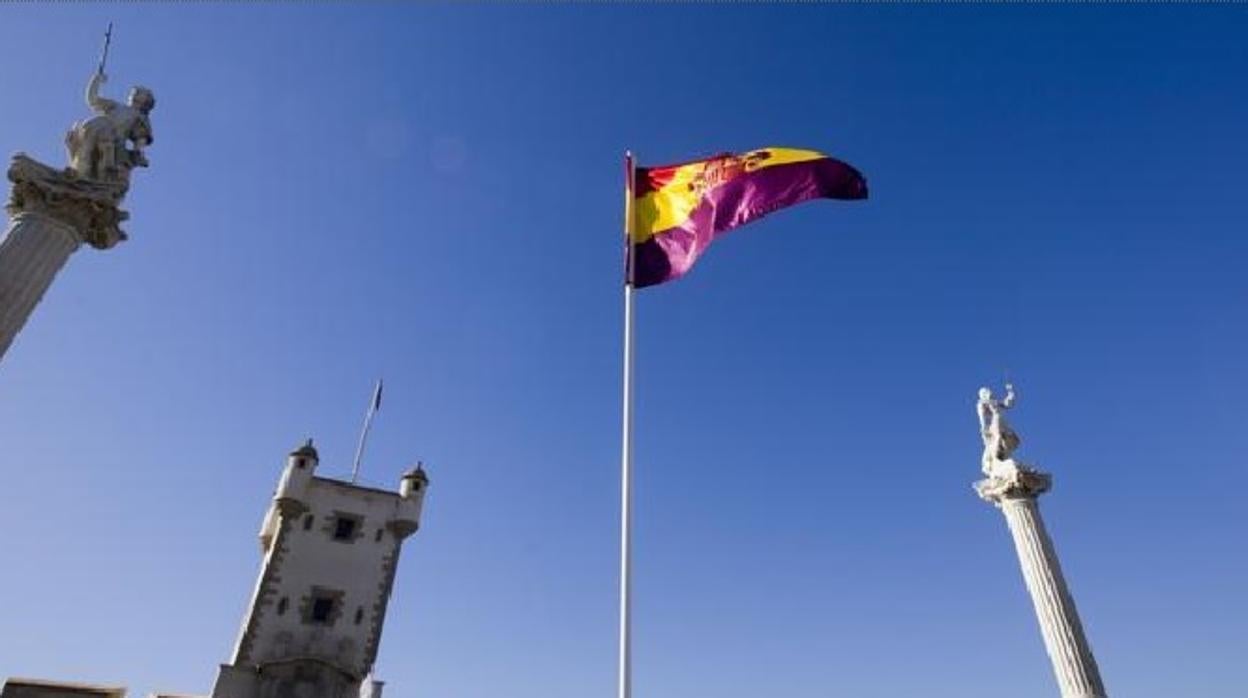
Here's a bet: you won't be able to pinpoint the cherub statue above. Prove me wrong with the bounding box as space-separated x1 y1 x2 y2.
64 70 155 189
977 383 1021 477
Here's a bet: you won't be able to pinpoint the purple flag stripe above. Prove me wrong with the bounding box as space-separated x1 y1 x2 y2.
632 156 867 288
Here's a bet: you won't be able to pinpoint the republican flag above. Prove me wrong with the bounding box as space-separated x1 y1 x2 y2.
628 147 868 288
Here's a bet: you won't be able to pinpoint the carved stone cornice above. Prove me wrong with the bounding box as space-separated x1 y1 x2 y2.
975 465 1052 504
6 153 128 250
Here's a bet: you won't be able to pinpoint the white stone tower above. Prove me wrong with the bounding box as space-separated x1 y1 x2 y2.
212 440 429 698
1 67 155 363
975 384 1107 698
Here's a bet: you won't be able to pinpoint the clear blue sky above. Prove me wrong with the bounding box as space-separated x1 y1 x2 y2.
1 4 1245 698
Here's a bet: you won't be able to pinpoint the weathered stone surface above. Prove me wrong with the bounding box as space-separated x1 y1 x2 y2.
7 154 128 249
213 443 428 698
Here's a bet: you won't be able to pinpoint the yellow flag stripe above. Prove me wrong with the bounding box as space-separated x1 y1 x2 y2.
632 148 827 243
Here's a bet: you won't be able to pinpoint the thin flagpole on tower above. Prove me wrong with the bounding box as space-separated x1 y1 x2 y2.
351 378 383 483
618 151 637 698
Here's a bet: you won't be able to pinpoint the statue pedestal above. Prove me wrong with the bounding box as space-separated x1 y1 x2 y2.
977 467 1107 698
0 154 128 362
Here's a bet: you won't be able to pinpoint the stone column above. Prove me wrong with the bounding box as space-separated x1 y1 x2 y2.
0 212 83 358
0 154 129 362
977 468 1107 698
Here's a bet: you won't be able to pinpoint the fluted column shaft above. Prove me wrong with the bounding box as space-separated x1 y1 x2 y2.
1000 495 1106 698
0 212 82 360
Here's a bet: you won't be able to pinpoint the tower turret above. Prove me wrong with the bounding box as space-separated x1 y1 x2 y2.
392 464 429 539
274 438 318 513
258 439 319 553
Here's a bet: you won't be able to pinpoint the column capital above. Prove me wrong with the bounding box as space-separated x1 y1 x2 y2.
975 464 1052 505
7 153 129 250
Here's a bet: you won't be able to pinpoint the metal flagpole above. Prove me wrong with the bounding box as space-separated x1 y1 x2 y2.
351 378 383 483
618 151 637 698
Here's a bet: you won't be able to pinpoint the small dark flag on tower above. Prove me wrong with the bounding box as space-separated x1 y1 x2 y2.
371 379 383 413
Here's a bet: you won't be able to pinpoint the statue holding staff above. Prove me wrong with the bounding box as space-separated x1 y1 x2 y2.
63 23 156 192
6 23 157 249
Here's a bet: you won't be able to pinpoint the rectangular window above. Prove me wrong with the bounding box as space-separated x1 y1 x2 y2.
311 597 335 623
325 512 364 542
334 517 357 541
302 586 344 626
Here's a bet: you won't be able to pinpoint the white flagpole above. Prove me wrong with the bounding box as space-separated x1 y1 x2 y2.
618 151 637 698
351 378 383 483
